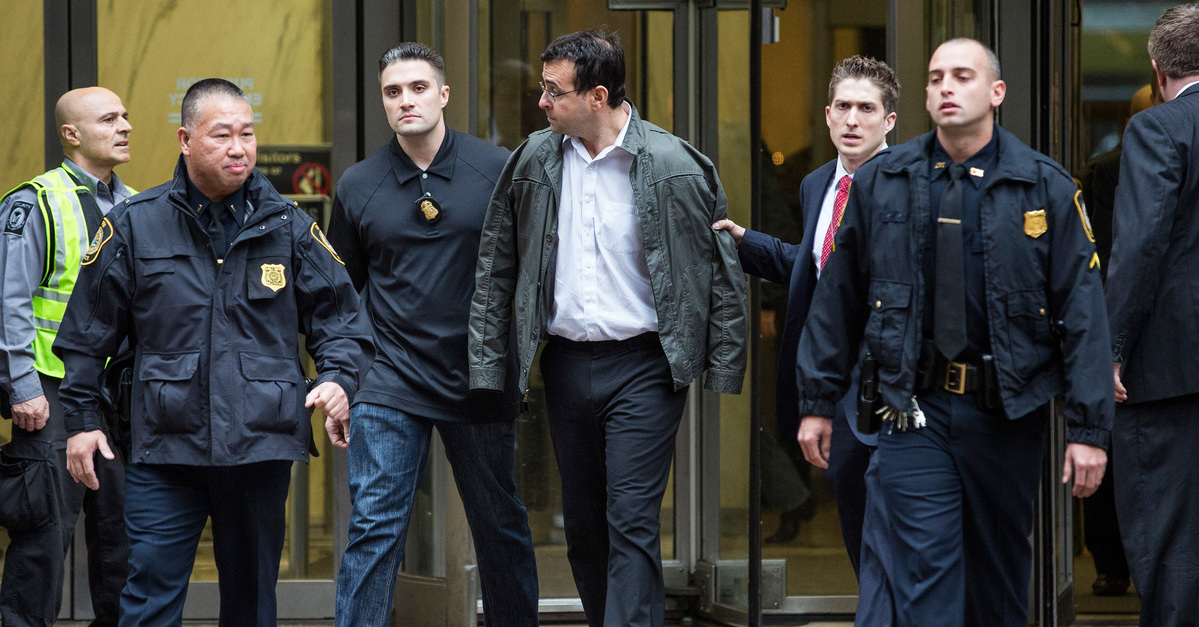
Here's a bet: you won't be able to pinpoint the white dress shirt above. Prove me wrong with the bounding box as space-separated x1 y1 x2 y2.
811 146 885 278
547 103 658 341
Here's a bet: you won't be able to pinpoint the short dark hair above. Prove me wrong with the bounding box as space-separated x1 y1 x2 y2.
540 29 625 109
941 37 1002 81
379 42 447 84
1149 3 1199 79
828 56 900 115
181 79 249 131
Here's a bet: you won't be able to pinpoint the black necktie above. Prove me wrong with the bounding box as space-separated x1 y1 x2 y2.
935 163 968 360
203 202 227 259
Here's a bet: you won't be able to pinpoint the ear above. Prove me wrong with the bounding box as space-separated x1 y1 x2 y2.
825 106 833 130
61 124 81 148
592 85 609 110
883 111 897 134
1152 59 1168 95
990 79 1007 108
178 127 192 156
440 84 450 109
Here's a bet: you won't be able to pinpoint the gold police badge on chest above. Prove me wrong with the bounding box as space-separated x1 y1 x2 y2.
417 195 442 225
260 263 286 292
1024 210 1048 239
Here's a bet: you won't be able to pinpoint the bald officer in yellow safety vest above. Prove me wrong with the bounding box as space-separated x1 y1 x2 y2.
0 87 132 627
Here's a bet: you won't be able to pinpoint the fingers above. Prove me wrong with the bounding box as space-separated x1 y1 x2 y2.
306 382 349 424
66 432 104 491
1063 444 1107 498
797 415 832 470
711 219 745 246
11 396 50 431
97 437 115 461
1113 362 1127 403
325 416 349 449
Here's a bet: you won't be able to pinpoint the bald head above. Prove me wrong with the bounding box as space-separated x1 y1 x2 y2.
54 87 132 183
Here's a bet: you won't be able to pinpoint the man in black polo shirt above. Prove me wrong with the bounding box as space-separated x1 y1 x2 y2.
327 43 538 626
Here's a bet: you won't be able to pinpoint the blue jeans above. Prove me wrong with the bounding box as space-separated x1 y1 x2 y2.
335 403 538 627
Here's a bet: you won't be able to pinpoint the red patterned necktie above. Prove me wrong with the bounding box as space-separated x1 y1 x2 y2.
820 175 852 270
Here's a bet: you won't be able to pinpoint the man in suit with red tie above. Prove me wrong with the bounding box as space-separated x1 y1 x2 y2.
1107 4 1199 624
713 55 899 624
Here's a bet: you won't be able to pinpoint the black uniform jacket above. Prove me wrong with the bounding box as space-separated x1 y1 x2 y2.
796 126 1112 448
54 158 374 466
1107 84 1199 404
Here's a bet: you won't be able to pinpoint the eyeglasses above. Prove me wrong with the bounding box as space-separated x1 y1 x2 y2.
539 81 580 102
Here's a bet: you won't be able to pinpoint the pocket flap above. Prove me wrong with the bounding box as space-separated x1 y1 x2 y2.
1006 290 1048 318
139 352 199 381
239 353 299 383
867 280 912 310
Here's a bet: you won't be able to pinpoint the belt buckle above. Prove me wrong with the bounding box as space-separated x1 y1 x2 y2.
943 362 968 394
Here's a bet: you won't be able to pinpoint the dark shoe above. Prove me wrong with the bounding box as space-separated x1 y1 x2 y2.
765 498 816 544
1092 574 1131 596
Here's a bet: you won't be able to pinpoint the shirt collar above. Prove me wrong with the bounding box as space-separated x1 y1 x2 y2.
836 142 887 181
185 175 247 216
931 130 998 188
562 101 633 162
389 127 458 184
62 157 129 199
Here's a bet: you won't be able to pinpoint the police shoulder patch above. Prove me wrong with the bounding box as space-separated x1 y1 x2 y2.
1073 190 1095 243
3 201 33 235
309 222 344 265
81 217 114 265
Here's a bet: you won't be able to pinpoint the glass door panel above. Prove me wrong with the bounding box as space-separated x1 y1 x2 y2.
0 0 44 611
1071 0 1159 616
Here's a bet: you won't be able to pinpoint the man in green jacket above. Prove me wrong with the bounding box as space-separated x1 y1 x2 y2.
468 29 747 627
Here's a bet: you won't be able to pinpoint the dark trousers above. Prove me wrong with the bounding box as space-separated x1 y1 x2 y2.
1083 454 1128 579
877 390 1047 627
826 413 872 577
121 461 292 627
1 374 128 627
1114 394 1199 627
854 449 895 627
541 334 689 627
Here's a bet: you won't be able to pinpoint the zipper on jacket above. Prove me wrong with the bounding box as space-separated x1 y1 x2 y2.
298 246 343 319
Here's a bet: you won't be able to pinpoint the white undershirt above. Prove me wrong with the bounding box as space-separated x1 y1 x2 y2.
547 103 658 341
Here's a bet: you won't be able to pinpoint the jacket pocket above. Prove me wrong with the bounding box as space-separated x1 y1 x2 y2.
864 280 912 373
1004 289 1054 379
139 352 202 435
238 353 302 434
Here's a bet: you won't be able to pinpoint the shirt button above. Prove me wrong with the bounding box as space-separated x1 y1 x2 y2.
422 173 428 179
875 300 882 309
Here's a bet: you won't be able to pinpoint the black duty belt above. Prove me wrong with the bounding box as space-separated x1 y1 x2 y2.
916 341 1002 410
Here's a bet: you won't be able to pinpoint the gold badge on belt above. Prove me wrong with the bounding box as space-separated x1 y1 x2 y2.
416 194 442 225
1024 210 1048 239
261 263 286 292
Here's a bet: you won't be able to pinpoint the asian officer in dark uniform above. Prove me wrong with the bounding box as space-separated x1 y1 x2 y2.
1107 4 1199 624
55 78 373 626
795 39 1111 627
